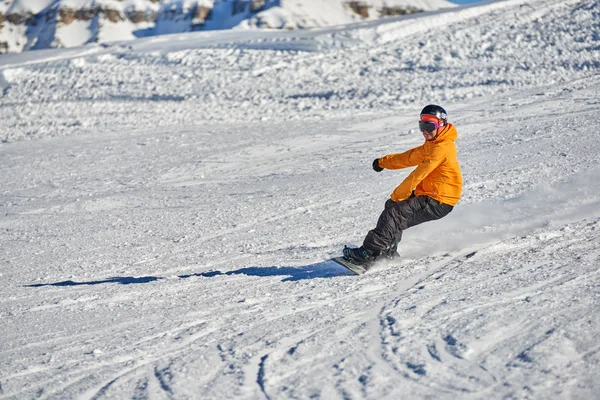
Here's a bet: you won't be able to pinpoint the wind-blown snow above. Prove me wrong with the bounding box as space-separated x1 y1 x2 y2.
1 0 600 398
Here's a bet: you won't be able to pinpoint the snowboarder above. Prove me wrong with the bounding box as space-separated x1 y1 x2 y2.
343 104 463 268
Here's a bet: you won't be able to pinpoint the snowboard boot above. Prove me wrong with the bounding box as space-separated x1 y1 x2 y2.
343 246 376 268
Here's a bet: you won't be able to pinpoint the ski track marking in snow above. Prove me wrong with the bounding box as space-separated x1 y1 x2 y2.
1 0 600 398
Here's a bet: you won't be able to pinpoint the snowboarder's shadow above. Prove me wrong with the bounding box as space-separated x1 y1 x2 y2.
24 261 353 288
180 261 354 282
25 276 162 287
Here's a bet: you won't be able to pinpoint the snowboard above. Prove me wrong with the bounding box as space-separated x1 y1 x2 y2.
331 257 369 275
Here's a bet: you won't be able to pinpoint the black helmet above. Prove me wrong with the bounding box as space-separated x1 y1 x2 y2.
420 104 447 122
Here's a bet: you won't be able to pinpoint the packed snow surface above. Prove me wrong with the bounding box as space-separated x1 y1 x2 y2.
1 0 600 399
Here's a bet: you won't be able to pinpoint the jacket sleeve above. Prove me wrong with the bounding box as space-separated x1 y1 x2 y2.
378 146 424 170
390 144 447 202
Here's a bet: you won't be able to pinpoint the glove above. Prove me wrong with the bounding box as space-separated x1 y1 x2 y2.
372 158 383 172
384 198 396 209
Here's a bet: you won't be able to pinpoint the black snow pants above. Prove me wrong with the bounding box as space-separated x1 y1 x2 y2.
362 195 453 257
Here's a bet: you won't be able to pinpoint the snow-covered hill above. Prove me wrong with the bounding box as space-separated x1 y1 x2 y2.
0 0 455 54
1 0 600 398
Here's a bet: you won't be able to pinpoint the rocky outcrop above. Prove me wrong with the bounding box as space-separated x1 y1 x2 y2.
250 0 265 12
347 2 370 18
0 12 5 52
59 8 93 24
102 8 124 23
5 11 35 25
0 0 445 54
57 6 157 25
345 2 422 19
379 5 421 16
193 5 212 26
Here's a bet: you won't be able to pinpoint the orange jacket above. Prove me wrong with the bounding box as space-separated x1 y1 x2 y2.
377 123 462 206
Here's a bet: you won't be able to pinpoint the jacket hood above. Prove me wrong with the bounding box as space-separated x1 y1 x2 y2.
434 123 457 143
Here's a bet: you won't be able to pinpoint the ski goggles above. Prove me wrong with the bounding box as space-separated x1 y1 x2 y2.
418 120 440 133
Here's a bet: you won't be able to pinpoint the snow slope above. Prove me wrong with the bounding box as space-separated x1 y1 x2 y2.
234 0 456 29
1 0 600 398
0 0 455 54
